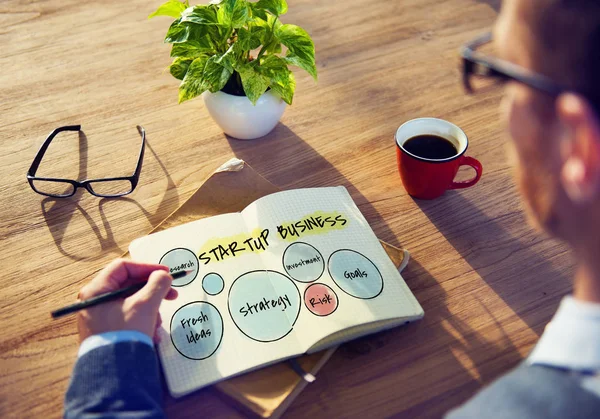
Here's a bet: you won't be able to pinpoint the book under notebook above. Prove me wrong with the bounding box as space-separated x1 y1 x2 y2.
128 186 424 397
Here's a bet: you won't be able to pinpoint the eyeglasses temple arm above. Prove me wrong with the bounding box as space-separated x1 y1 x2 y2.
27 125 81 177
131 125 146 187
464 31 493 52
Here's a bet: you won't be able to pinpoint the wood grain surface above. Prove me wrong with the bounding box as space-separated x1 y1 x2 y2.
0 0 573 417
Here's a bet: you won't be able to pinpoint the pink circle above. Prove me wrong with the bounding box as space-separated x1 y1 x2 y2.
304 283 338 316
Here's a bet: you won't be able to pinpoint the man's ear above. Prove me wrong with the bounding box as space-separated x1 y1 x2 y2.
556 93 600 204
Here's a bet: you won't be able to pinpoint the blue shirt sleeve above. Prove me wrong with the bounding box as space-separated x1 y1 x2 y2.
78 330 154 358
66 337 164 418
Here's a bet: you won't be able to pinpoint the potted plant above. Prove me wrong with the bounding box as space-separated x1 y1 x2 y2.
149 0 317 140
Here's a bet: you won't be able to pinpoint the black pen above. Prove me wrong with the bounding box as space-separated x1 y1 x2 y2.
51 269 190 319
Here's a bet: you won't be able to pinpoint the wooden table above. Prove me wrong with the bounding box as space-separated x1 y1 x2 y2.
0 0 574 417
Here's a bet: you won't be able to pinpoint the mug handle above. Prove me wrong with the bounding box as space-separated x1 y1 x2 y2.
450 156 483 189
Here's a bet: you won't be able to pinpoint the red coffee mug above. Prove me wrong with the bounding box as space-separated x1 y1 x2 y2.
395 118 482 199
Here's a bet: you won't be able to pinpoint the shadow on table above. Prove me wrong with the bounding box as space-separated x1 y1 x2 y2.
41 136 179 260
416 191 569 335
40 130 106 261
476 0 501 12
225 123 402 248
288 256 522 418
225 123 517 417
98 140 181 236
393 258 522 417
42 196 119 260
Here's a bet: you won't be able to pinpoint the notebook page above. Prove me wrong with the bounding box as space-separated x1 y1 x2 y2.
241 187 424 353
306 317 414 354
128 213 303 397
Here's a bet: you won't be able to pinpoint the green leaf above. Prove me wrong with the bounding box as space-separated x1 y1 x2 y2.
209 0 223 4
203 55 233 92
284 52 317 80
180 5 219 25
170 37 213 57
259 54 287 71
217 0 250 28
164 18 188 43
255 0 287 16
179 56 210 103
249 3 268 21
265 42 282 54
216 43 237 72
179 5 228 46
237 26 265 50
165 18 215 44
253 14 282 52
276 24 317 80
258 55 294 104
238 63 269 105
149 0 187 18
269 71 295 105
266 13 283 31
169 57 194 80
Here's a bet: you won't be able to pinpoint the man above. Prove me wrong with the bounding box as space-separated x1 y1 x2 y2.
447 0 600 417
65 0 600 417
64 260 176 418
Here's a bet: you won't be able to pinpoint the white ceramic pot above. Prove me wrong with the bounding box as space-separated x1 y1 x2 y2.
202 90 287 140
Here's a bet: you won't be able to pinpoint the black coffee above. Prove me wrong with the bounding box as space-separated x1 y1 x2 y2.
403 135 458 159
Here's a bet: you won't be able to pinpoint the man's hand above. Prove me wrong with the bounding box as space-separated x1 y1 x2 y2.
77 259 178 343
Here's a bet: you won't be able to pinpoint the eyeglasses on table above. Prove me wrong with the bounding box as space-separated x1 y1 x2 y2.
27 125 145 198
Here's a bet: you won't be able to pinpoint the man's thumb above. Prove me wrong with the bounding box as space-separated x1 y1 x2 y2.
134 270 173 312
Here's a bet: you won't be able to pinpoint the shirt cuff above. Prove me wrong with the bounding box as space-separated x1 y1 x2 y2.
78 331 154 358
528 296 600 372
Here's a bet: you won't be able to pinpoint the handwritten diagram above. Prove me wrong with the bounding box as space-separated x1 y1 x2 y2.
304 283 338 316
228 270 301 342
170 302 223 360
128 187 426 397
158 209 385 361
283 242 324 282
159 248 198 287
328 249 383 299
202 273 224 295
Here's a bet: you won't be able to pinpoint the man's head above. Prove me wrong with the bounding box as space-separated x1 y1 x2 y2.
494 0 600 253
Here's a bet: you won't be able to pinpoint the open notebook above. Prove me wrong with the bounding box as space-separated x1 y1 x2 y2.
129 186 424 397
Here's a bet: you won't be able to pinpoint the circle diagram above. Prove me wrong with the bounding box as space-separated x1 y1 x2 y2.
304 283 338 316
159 248 199 287
228 270 301 342
282 242 324 283
328 250 383 299
170 301 223 360
202 273 224 295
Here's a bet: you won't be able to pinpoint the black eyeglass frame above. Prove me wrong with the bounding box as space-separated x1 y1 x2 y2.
27 125 146 198
460 32 570 96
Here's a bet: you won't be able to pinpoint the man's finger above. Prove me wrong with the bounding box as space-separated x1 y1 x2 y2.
101 259 170 286
131 270 173 313
166 288 179 300
154 313 164 344
80 259 169 298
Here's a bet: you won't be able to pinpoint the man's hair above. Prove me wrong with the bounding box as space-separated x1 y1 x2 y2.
527 0 600 111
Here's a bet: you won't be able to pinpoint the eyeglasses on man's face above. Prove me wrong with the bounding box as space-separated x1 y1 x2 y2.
460 32 600 118
460 32 570 97
27 125 146 198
